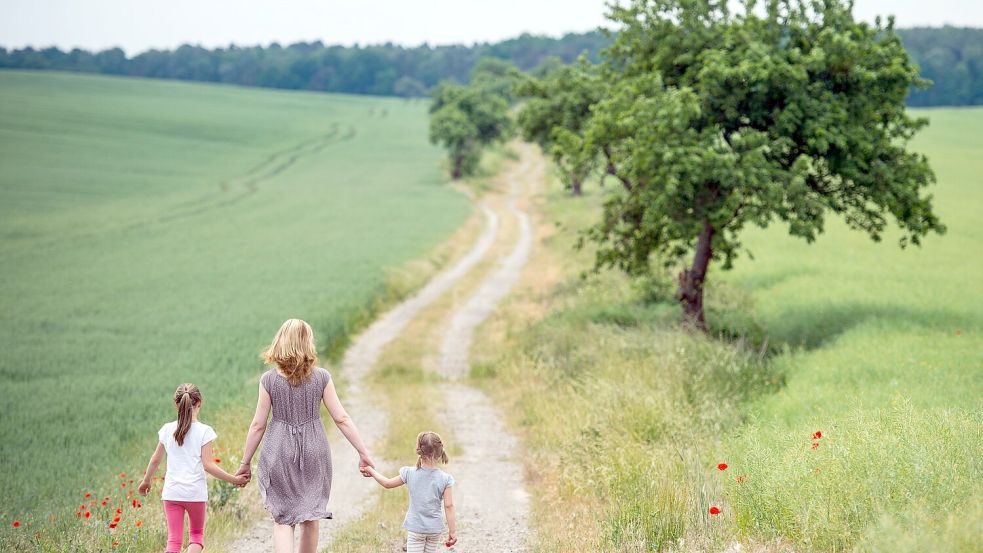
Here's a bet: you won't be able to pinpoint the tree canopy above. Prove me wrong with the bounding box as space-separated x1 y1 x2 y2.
429 81 512 179
553 0 945 329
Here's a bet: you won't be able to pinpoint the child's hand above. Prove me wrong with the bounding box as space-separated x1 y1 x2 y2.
232 474 249 487
138 480 151 496
445 533 457 547
359 466 372 477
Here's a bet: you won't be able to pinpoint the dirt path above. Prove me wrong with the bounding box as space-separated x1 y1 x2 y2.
435 150 538 552
229 205 500 552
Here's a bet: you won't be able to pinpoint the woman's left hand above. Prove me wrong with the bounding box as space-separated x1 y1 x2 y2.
358 453 375 470
235 463 252 485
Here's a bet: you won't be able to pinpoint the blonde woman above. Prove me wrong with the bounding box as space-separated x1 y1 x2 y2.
236 319 375 553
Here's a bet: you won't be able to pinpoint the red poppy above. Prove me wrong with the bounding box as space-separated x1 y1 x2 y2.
135 520 142 527
120 482 127 488
813 431 822 439
213 457 221 464
101 500 107 506
108 522 117 529
103 496 109 501
119 472 126 478
84 512 91 519
811 442 819 450
84 492 91 498
12 520 20 528
709 506 721 515
113 515 120 523
116 508 122 515
113 542 119 547
717 463 728 471
79 504 86 511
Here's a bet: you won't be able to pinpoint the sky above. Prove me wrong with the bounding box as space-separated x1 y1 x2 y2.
1 0 981 55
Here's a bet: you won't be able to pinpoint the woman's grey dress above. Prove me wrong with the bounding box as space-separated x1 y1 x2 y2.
258 367 333 525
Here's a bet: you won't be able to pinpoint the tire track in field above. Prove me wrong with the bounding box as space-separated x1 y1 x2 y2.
228 203 500 552
154 124 352 224
433 148 538 552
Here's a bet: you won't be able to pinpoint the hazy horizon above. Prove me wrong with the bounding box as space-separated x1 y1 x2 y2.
1 0 981 56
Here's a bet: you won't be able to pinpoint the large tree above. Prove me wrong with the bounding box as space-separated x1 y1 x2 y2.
429 82 512 179
573 0 944 330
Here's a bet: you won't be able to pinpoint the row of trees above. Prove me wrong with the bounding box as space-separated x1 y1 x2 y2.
1 27 981 105
430 0 946 330
0 33 606 97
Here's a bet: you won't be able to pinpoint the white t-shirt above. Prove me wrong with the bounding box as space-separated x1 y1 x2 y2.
158 421 217 502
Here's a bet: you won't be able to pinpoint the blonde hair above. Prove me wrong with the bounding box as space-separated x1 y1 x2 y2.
173 383 201 446
415 431 449 469
261 319 318 386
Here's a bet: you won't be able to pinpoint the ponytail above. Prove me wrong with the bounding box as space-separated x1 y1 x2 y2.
173 383 201 446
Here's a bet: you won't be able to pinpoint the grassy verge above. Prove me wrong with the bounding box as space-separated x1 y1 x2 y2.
472 109 981 552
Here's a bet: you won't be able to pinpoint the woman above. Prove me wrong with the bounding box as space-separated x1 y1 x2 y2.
236 319 375 553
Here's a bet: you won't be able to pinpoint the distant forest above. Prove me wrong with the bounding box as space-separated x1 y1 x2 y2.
1 28 980 106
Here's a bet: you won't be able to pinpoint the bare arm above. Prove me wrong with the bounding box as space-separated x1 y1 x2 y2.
360 465 404 489
237 379 272 480
444 486 457 545
137 443 165 496
202 442 247 486
322 378 374 468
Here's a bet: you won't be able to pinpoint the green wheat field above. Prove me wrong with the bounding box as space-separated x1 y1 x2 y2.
0 70 469 538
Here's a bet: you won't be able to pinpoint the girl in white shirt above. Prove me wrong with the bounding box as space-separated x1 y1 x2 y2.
138 383 247 553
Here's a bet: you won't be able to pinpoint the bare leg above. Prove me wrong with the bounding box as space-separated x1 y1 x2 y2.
298 520 319 553
273 522 295 553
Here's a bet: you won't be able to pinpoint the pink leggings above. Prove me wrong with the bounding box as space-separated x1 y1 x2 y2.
163 500 207 552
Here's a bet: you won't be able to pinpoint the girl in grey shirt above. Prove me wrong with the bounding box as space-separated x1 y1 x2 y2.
361 431 457 552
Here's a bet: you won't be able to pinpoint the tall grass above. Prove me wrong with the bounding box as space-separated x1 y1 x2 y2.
475 108 982 552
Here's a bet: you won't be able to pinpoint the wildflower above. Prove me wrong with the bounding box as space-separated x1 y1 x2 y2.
811 442 819 450
113 541 119 547
709 506 721 515
84 512 91 519
108 522 117 529
214 457 221 464
813 430 822 439
119 472 126 478
116 508 122 515
113 516 120 523
120 482 127 488
955 329 961 336
717 463 728 471
84 492 92 498
101 500 108 506
79 504 86 511
12 520 20 528
736 475 747 484
135 520 142 527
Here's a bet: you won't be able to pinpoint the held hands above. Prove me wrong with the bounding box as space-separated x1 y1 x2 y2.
358 453 375 471
233 463 252 488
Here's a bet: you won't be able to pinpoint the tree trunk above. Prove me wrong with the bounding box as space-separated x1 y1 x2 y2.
451 155 464 180
571 177 583 196
677 220 715 332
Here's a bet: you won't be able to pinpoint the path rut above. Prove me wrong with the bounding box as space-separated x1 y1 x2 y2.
435 151 537 552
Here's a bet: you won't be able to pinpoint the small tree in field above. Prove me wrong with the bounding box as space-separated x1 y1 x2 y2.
517 58 603 195
571 0 944 330
429 82 512 179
